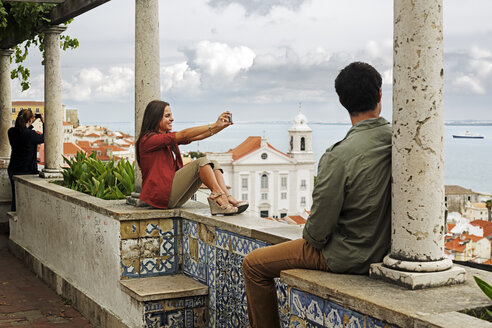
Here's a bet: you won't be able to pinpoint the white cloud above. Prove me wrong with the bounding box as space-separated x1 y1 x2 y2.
184 41 256 80
207 0 309 16
63 67 133 102
161 62 201 94
452 75 486 95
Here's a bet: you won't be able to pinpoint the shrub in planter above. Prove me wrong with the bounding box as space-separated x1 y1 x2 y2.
60 151 134 200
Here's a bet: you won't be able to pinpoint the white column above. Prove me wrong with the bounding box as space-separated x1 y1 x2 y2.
0 49 14 162
369 0 465 289
128 0 160 205
40 25 67 178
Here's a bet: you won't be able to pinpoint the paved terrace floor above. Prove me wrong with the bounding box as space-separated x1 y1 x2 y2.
0 235 93 328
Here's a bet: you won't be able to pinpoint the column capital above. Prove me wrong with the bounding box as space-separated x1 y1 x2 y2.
0 49 14 57
42 25 67 35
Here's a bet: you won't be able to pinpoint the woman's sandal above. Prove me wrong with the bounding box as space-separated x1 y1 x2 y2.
227 195 249 214
208 192 238 215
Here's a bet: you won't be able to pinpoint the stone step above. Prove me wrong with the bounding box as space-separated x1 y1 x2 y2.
120 274 208 302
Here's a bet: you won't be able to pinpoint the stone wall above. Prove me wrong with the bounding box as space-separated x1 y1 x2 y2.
9 175 492 328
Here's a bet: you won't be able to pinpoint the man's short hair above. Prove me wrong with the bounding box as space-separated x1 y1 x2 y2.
334 62 382 115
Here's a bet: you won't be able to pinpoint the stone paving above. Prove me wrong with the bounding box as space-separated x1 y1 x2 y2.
0 235 93 327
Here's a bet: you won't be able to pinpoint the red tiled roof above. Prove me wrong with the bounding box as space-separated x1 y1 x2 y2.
470 220 492 237
445 238 466 253
63 122 72 126
445 185 478 195
63 142 85 155
12 101 44 106
287 215 307 225
447 223 456 232
86 133 100 137
227 136 290 161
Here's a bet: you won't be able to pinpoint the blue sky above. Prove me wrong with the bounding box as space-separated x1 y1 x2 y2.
10 0 492 127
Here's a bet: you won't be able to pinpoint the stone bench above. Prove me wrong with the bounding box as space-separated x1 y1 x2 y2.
120 274 209 327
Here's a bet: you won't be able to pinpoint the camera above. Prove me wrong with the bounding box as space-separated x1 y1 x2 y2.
35 113 42 119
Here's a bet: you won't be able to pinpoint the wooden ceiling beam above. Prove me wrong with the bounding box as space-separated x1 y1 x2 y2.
50 0 110 25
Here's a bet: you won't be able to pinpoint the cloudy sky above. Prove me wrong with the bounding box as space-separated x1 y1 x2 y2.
10 0 492 130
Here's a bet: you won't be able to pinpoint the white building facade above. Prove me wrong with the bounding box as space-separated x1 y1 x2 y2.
207 111 315 218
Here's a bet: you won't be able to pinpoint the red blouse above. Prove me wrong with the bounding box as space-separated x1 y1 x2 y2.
138 132 188 209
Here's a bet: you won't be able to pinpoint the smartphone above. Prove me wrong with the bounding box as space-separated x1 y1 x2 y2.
228 114 233 123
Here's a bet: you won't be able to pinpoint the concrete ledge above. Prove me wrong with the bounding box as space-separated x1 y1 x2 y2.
15 175 302 245
8 239 128 328
281 268 492 328
120 275 208 302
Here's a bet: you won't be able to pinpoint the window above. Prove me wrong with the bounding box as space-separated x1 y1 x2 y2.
444 196 447 201
242 178 248 190
468 196 471 201
261 174 268 189
281 177 287 189
280 213 287 218
11 108 15 113
300 197 306 207
301 137 305 151
260 210 269 218
35 108 40 113
242 193 248 201
191 194 197 201
300 179 307 190
261 193 268 200
261 153 268 160
281 192 287 200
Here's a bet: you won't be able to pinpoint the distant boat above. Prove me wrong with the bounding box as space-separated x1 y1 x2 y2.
452 131 484 139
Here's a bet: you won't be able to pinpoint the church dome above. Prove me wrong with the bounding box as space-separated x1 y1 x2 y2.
289 110 312 132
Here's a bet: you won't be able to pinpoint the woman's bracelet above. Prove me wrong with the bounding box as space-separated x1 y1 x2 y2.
208 123 214 136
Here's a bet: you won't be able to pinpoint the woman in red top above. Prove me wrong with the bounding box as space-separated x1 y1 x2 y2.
136 100 248 215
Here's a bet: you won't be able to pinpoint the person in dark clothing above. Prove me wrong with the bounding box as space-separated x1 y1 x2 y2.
8 109 44 211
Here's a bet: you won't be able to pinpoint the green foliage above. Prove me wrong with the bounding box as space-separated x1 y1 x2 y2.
187 151 205 159
473 276 492 319
0 2 79 91
60 151 135 200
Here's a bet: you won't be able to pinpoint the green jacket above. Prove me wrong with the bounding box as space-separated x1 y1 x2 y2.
303 117 392 274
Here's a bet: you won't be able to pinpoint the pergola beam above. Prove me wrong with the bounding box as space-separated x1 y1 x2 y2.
3 1 65 3
0 0 110 49
50 0 110 25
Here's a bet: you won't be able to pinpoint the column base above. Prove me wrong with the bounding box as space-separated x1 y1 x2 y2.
126 192 150 207
39 169 63 179
369 263 466 290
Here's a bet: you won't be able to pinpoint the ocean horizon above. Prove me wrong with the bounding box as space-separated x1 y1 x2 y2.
82 120 492 195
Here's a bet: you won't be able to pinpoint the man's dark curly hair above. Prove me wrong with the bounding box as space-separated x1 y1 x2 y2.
334 62 382 115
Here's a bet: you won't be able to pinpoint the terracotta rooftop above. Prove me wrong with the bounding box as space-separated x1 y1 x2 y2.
470 220 492 237
63 143 85 155
469 202 487 209
445 185 478 195
287 215 307 225
227 136 289 161
12 101 44 106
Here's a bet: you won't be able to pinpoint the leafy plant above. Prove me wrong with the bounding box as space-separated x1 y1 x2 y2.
60 151 135 200
0 1 79 91
473 276 492 319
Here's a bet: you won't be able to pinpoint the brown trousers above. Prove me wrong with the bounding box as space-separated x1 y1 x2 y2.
242 238 330 328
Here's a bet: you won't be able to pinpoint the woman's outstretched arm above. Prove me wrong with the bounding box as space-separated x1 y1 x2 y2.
175 111 232 143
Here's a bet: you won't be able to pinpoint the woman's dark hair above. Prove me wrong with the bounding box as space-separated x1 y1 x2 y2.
334 62 382 115
136 100 169 165
14 108 33 131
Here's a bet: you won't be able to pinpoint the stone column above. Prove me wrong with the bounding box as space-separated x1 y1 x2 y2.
127 0 160 206
40 26 67 178
0 49 14 206
0 49 14 162
369 0 465 289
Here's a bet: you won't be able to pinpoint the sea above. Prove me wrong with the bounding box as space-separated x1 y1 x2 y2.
85 121 492 195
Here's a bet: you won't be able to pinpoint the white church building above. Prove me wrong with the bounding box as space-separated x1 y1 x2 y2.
207 111 315 218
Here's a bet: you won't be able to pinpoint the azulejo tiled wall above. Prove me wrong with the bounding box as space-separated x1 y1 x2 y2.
181 218 398 328
120 219 179 279
144 295 207 328
182 219 267 328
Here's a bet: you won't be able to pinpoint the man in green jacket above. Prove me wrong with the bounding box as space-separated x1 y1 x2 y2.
242 62 392 328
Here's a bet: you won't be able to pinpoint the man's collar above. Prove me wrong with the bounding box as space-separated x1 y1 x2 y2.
345 117 389 138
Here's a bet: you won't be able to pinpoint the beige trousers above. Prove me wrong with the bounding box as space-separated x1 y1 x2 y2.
167 157 221 209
